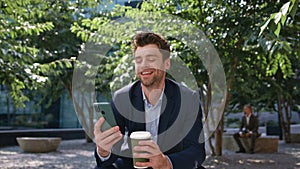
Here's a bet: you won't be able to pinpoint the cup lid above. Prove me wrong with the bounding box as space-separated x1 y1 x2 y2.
130 131 151 139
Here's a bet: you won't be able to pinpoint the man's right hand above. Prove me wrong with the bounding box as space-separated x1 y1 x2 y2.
94 117 123 157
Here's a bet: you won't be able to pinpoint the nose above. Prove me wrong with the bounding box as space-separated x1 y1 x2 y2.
139 58 150 68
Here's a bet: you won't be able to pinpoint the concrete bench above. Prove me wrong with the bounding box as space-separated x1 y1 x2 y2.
16 137 61 153
0 128 85 147
223 134 279 153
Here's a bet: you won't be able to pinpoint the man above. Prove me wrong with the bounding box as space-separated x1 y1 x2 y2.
233 104 259 154
94 32 206 169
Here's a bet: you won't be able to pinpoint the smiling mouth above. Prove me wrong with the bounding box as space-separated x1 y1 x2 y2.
140 68 157 77
141 71 153 75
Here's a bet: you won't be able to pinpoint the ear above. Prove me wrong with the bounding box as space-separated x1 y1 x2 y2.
164 58 170 70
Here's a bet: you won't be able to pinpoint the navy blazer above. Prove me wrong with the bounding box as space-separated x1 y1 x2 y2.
95 79 206 169
239 115 259 134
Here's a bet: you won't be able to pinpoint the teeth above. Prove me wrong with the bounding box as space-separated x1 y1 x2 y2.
142 71 152 75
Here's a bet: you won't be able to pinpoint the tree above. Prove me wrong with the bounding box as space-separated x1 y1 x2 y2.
0 0 108 140
258 0 300 143
0 0 54 107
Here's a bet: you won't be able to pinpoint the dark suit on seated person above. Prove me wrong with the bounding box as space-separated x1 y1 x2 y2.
233 104 259 154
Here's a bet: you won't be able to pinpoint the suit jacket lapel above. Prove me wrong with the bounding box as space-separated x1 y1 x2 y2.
130 82 146 132
249 115 255 128
242 116 246 126
158 80 176 135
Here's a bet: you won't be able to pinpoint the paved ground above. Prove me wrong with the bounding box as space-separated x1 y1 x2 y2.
203 141 300 169
0 139 299 169
0 139 96 169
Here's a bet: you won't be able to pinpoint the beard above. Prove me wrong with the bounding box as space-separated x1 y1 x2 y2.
138 69 165 89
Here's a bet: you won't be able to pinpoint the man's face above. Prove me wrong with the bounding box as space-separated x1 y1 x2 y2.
243 106 251 116
134 44 170 88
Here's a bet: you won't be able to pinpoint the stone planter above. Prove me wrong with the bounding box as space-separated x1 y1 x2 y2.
16 137 61 153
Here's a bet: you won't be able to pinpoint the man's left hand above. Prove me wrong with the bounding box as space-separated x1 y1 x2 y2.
133 140 172 169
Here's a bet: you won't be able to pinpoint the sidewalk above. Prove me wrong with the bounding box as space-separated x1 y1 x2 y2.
203 141 300 169
0 139 96 169
0 139 299 169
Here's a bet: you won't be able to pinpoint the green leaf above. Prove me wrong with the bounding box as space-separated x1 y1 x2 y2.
259 18 271 36
281 15 287 25
274 23 281 37
274 12 281 24
289 0 299 18
281 2 291 15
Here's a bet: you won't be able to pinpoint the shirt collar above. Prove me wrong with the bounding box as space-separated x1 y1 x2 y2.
142 85 165 106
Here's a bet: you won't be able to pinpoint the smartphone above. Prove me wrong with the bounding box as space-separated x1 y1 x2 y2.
93 102 117 131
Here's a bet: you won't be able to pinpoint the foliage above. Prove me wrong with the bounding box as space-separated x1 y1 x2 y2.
0 0 108 107
0 0 54 107
259 0 299 37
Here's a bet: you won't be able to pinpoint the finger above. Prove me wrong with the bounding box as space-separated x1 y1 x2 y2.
134 145 159 156
100 126 120 139
135 161 151 168
102 131 123 146
138 140 155 146
108 133 123 146
133 152 151 159
138 140 158 150
94 117 105 135
134 145 151 152
100 133 123 152
140 140 161 155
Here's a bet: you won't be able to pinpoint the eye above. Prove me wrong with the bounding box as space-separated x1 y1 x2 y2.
147 56 156 62
135 57 142 64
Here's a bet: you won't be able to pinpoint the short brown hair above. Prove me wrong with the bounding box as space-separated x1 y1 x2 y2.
132 32 170 60
244 104 252 112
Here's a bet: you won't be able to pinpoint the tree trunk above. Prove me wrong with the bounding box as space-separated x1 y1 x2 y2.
85 133 93 143
65 82 95 143
277 94 291 143
214 55 237 156
207 136 216 156
198 78 218 156
283 101 292 143
215 113 224 156
277 94 286 140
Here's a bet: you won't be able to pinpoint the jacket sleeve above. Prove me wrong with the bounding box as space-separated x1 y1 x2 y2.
251 116 259 133
167 92 206 169
94 148 119 168
239 117 245 132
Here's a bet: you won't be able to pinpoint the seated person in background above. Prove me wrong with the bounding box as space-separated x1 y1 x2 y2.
233 104 259 154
